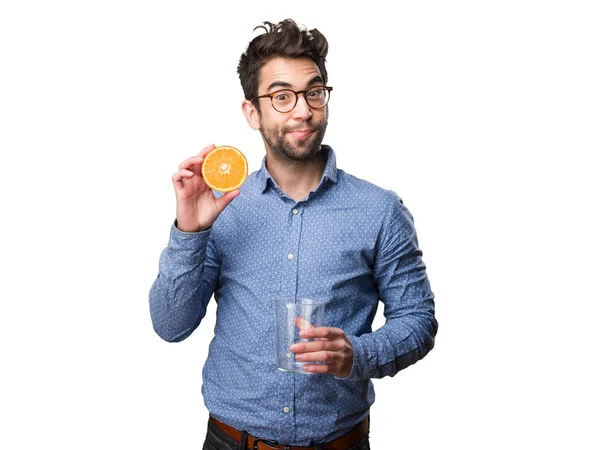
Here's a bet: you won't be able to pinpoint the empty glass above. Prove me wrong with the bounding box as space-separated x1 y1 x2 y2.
275 298 326 373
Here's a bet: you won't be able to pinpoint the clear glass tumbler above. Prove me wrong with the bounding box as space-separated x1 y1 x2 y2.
275 298 326 373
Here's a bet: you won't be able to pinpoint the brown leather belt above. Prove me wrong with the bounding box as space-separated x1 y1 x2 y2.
210 415 369 450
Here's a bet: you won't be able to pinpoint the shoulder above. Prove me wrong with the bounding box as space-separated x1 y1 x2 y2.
333 170 416 233
336 169 404 210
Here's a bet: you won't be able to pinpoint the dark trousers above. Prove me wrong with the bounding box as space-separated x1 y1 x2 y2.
202 418 370 450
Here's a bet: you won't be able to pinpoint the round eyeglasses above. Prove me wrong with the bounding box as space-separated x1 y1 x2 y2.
253 86 333 113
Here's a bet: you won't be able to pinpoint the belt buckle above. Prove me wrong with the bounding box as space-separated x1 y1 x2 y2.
253 438 290 450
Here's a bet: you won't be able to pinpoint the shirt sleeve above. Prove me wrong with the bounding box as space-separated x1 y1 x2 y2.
341 194 438 380
149 222 220 342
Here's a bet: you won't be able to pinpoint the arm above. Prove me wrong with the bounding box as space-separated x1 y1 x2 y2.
148 144 238 342
345 195 437 380
149 225 220 342
292 194 437 379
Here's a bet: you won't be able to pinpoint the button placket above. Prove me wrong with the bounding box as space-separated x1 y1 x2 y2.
282 202 303 439
286 204 303 265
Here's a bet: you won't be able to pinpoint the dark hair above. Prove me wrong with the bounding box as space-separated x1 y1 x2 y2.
237 19 329 109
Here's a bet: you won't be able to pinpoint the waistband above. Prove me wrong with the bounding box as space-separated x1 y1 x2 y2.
210 415 369 450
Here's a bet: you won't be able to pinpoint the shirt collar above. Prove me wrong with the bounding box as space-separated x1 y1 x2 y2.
257 145 338 194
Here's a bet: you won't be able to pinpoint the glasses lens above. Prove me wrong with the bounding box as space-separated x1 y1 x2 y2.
272 90 296 112
306 87 329 108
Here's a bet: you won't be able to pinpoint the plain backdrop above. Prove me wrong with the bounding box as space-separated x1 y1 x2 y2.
1 1 599 449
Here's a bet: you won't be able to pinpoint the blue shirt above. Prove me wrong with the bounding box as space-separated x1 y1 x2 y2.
149 146 437 445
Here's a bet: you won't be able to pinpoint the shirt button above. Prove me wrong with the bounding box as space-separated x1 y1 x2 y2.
288 253 294 260
283 407 290 413
292 208 298 215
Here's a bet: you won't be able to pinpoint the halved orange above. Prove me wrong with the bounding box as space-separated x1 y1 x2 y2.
201 145 248 192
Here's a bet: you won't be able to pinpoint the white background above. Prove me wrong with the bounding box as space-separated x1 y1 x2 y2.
1 1 599 449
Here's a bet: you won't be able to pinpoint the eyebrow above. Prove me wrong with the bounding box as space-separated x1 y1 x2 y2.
265 75 324 93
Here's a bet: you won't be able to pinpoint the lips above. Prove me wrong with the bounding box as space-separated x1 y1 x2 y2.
287 129 313 139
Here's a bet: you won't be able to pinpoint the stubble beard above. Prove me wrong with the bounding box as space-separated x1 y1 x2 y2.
259 118 328 163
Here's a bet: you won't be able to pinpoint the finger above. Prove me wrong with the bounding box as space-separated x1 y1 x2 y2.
294 316 314 331
294 350 333 362
299 326 344 340
178 155 204 171
197 144 216 158
172 169 195 184
290 340 340 354
302 363 331 374
214 189 241 212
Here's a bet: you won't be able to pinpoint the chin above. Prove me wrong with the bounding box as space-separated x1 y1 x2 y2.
282 142 322 162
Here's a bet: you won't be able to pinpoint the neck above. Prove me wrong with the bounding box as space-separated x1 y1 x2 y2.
265 149 327 202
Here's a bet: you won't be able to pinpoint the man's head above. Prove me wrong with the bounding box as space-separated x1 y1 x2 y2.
239 20 331 162
237 19 329 108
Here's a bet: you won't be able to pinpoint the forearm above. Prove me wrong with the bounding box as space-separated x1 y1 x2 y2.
345 305 437 380
149 223 218 342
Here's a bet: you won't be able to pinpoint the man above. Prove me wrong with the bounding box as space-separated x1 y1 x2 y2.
150 19 437 450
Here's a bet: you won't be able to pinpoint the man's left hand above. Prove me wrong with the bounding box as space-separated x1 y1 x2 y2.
290 327 353 378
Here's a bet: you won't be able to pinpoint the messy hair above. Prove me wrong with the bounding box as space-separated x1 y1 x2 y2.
237 19 329 109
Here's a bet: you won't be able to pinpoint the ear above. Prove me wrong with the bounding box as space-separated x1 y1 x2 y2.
242 100 261 130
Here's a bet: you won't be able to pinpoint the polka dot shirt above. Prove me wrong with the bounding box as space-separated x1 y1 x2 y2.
149 146 437 445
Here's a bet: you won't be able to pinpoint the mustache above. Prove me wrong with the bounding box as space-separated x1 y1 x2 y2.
283 124 323 133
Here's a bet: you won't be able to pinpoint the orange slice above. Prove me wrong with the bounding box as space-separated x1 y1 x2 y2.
201 145 248 192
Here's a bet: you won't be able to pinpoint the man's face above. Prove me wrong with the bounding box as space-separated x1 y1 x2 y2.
255 57 328 162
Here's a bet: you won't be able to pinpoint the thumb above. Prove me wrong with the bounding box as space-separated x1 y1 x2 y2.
295 316 314 331
214 189 241 213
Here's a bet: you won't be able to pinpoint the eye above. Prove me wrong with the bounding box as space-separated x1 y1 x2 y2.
307 88 324 98
274 92 292 102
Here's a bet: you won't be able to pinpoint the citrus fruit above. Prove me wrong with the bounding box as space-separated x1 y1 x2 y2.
201 145 248 192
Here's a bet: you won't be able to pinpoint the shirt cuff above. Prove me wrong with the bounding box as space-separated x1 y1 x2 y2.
168 220 212 251
336 334 371 381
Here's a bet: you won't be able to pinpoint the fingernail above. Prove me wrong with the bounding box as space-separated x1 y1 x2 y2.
289 344 298 352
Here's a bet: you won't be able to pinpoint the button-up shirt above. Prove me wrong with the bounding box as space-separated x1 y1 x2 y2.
149 146 437 445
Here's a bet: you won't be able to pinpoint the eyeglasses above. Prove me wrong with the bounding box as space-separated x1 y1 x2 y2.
253 86 333 113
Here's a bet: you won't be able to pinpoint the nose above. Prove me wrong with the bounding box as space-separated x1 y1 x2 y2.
291 94 312 120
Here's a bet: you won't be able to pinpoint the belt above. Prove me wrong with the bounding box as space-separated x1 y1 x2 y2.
210 416 369 450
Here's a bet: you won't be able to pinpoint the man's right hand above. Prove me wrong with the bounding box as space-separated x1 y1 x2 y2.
172 144 241 232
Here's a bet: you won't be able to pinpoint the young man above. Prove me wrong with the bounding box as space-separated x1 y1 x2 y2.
150 19 437 450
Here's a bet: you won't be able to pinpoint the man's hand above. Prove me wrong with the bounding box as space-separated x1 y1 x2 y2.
172 144 240 232
290 327 354 378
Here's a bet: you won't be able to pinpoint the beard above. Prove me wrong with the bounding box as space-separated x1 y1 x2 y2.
259 117 328 163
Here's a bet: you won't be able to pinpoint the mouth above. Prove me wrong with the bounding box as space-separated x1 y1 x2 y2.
287 129 313 140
